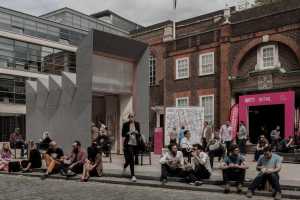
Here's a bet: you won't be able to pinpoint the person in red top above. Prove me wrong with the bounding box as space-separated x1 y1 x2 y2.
9 128 26 157
61 141 86 177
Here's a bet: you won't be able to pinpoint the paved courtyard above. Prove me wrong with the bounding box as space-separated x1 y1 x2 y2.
0 174 284 200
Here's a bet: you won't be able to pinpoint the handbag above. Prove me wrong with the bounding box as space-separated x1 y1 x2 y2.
8 161 21 172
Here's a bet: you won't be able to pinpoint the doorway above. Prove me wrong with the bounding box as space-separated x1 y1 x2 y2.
248 104 284 144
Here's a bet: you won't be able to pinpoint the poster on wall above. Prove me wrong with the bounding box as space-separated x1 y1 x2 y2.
165 107 204 146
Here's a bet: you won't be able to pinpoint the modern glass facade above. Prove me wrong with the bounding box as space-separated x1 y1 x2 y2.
0 74 25 104
0 36 76 74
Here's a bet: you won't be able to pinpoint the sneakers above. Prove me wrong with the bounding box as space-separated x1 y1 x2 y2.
161 179 168 185
131 176 137 182
237 184 243 194
224 184 230 193
40 173 49 180
274 192 282 200
246 190 253 198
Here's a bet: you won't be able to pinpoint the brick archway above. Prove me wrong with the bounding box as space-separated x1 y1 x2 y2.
232 34 300 76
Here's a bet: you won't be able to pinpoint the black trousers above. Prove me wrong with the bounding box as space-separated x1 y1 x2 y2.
223 168 246 184
254 150 263 161
225 141 232 155
249 173 281 193
124 145 138 177
181 148 192 163
186 165 211 182
208 148 224 168
160 164 190 181
237 139 247 154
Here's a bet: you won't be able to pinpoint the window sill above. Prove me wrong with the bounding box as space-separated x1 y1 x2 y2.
175 77 190 81
198 73 215 77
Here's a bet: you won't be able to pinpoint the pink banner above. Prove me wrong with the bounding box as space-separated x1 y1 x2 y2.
154 128 163 155
230 104 239 140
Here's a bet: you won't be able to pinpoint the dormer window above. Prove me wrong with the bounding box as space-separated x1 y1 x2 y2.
257 44 280 70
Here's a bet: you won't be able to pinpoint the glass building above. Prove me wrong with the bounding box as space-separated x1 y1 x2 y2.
0 6 138 141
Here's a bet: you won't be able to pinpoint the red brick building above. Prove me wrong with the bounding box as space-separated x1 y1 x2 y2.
132 0 300 143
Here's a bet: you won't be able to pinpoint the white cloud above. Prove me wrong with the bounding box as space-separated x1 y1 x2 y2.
1 0 237 26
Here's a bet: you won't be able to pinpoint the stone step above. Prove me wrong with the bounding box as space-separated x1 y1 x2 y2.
1 171 300 199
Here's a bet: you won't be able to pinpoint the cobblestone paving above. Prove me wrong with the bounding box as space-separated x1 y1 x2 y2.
0 174 287 200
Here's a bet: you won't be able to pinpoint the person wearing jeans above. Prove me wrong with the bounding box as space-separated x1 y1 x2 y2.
237 121 248 155
246 146 282 200
220 121 233 155
221 145 248 194
122 113 142 182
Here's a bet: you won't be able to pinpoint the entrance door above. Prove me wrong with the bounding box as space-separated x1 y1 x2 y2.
248 104 284 144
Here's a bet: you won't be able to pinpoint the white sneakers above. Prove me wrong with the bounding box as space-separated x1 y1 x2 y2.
131 176 137 182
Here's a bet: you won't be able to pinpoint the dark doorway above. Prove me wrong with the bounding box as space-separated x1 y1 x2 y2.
248 104 284 144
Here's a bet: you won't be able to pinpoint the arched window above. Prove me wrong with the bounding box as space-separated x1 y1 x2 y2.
149 55 156 86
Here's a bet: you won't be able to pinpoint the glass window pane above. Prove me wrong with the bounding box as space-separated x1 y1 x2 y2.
0 13 11 24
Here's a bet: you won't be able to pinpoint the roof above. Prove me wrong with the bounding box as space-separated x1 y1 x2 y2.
39 7 128 34
90 9 142 28
231 0 300 23
130 20 173 34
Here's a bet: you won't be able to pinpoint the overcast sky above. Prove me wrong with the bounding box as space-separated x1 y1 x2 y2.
1 0 239 26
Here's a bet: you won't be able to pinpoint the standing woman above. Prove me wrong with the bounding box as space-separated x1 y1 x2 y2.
0 143 12 171
122 113 141 182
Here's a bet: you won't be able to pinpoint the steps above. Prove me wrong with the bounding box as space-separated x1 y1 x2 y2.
1 171 300 199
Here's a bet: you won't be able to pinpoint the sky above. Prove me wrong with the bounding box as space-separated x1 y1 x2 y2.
1 0 240 26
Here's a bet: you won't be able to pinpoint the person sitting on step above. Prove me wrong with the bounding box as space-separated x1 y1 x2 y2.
221 144 248 194
61 141 86 177
160 143 185 184
21 141 42 173
246 146 283 200
185 144 211 185
41 141 64 179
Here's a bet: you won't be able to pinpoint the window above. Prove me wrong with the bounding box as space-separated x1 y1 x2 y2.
199 52 214 75
199 95 214 124
176 57 189 79
257 45 280 70
149 55 156 86
176 97 189 107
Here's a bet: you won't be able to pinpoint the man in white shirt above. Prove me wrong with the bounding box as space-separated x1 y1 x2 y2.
160 143 184 184
220 121 233 155
188 144 212 183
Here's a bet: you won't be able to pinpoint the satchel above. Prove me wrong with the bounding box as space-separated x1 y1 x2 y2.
8 161 21 173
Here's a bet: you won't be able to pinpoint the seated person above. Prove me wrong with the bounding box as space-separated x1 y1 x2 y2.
160 143 185 184
0 143 12 171
96 128 111 156
221 145 248 194
246 146 283 200
9 128 26 157
39 131 52 151
278 137 294 153
180 130 193 162
21 141 42 172
61 141 86 177
189 144 212 182
42 141 64 179
81 141 103 182
208 136 225 168
254 135 269 161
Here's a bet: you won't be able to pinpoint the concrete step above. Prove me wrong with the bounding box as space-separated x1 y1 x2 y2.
1 171 300 199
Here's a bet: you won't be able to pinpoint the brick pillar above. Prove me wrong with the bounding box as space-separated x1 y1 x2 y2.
219 24 232 125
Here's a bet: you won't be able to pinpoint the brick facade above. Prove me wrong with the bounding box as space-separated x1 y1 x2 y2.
131 0 300 132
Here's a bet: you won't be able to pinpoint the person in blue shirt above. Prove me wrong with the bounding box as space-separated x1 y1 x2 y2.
246 146 283 200
178 126 185 145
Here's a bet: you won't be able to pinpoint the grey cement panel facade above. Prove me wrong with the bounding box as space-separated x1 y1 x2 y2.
26 30 149 152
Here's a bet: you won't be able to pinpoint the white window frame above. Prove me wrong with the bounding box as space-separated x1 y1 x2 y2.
175 57 189 80
199 52 215 76
176 97 189 107
199 95 214 124
256 44 280 70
